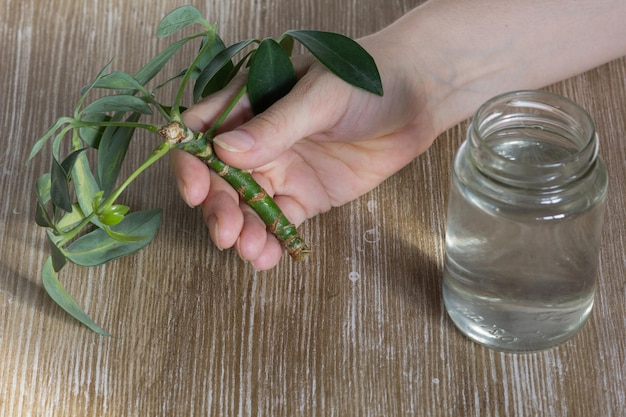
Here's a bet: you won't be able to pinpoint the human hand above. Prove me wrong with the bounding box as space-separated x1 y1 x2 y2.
171 34 439 270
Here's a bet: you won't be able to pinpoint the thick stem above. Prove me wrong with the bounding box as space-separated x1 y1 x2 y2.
164 124 310 261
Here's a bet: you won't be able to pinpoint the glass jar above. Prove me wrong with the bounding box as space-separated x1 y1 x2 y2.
442 90 608 352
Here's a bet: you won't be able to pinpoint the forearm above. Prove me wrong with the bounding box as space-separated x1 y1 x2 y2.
379 0 626 133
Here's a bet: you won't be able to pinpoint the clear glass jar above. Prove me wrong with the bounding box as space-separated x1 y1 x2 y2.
442 90 608 352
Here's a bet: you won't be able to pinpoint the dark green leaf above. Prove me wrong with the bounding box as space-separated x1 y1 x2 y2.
97 112 141 196
35 201 53 228
279 35 295 56
247 38 297 114
41 257 111 336
192 36 235 101
61 148 87 174
285 30 383 96
156 6 206 38
79 113 111 148
65 209 162 266
189 34 220 79
135 38 190 86
50 157 73 213
194 39 256 102
46 231 67 271
81 95 152 115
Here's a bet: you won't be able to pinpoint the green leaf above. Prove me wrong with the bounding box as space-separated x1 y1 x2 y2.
156 5 206 38
279 35 295 56
28 117 70 162
92 71 149 95
65 209 162 266
34 173 53 227
135 37 190 86
103 225 148 243
97 112 141 196
35 173 52 204
79 58 115 97
97 204 130 226
50 157 73 213
56 204 86 231
194 39 256 102
192 35 236 101
71 152 104 228
79 113 111 148
285 30 383 96
35 200 53 228
61 148 87 174
81 95 152 115
49 147 88 216
247 38 297 114
46 231 67 271
41 257 111 336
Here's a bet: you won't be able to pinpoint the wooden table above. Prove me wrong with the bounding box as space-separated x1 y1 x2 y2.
2 0 625 415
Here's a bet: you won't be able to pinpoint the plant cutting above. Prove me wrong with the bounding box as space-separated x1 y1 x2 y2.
29 6 383 335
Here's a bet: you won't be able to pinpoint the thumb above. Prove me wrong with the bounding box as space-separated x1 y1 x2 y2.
212 73 346 170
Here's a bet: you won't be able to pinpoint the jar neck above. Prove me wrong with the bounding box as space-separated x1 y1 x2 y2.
468 90 598 190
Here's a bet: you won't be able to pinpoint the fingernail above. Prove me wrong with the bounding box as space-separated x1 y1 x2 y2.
213 130 255 153
176 179 195 208
182 185 195 208
208 215 223 251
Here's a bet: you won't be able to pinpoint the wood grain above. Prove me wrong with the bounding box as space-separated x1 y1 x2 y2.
1 0 625 416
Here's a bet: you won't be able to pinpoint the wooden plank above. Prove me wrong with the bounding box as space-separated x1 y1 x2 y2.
1 0 625 415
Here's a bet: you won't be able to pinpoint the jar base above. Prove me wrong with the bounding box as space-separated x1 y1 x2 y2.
442 268 595 353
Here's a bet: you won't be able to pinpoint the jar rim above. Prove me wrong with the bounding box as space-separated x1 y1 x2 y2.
469 90 598 188
471 90 597 170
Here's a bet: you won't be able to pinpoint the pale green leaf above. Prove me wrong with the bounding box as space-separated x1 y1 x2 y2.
34 173 53 227
93 71 148 94
81 95 152 115
79 113 111 148
156 6 206 38
42 257 111 336
71 152 104 227
135 37 190 86
56 204 86 231
28 117 70 162
79 58 115 97
65 209 162 266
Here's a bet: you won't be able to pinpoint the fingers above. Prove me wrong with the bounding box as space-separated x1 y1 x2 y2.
170 149 211 208
212 68 350 170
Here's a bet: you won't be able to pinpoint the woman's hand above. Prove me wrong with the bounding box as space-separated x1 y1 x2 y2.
171 34 438 270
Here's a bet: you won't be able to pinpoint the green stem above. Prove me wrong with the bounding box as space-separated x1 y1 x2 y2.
57 212 97 246
171 32 217 119
74 120 160 134
182 137 310 260
57 141 171 246
206 85 248 137
100 141 172 210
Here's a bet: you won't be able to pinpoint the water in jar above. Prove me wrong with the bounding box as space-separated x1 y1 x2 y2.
443 131 607 352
